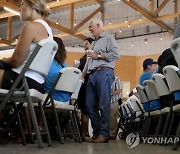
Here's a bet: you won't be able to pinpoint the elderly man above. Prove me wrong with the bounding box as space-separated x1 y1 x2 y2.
83 18 120 143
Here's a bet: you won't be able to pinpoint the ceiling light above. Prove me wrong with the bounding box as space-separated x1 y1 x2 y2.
4 7 20 16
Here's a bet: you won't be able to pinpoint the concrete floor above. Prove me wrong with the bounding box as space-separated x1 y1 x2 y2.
0 139 179 154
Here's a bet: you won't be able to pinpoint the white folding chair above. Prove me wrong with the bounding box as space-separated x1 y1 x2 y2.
170 37 180 68
43 67 82 144
0 38 58 148
163 65 180 150
152 73 172 137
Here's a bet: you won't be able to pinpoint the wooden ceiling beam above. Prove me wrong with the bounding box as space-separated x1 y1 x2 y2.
0 0 19 12
122 0 174 35
58 12 179 38
7 17 13 40
150 0 154 13
47 0 84 8
70 3 75 29
174 0 178 24
0 38 10 45
153 0 169 16
72 6 101 32
46 19 87 40
50 0 97 12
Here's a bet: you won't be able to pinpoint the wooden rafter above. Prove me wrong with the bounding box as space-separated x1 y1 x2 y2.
72 6 101 32
70 3 74 29
174 0 178 24
46 19 87 40
50 0 98 12
122 0 174 35
150 0 154 13
47 0 84 8
58 12 179 38
7 17 13 40
153 0 169 16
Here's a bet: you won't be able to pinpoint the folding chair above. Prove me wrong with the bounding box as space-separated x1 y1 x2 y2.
0 38 58 148
170 37 180 67
152 73 172 137
136 85 150 137
163 65 180 150
43 67 82 144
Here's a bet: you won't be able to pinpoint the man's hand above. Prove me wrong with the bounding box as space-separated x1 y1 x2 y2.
86 50 98 59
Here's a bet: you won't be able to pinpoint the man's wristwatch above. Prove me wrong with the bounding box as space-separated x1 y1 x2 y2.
97 54 101 59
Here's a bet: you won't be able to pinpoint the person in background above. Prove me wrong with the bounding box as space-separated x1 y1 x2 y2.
110 76 122 140
83 18 120 143
44 37 70 103
157 48 178 74
139 58 157 85
76 38 93 142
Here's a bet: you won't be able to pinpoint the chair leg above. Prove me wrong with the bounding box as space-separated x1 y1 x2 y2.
38 102 52 147
167 113 175 137
71 110 81 143
155 115 162 137
162 111 172 137
17 110 26 145
24 81 43 149
23 107 34 144
144 116 151 137
173 122 180 150
52 103 64 144
28 101 43 148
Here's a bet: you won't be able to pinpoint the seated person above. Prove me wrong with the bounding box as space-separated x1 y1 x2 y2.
157 48 178 74
0 0 51 93
44 37 70 103
139 58 157 85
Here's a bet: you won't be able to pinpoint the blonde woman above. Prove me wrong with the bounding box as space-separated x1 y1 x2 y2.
0 0 52 93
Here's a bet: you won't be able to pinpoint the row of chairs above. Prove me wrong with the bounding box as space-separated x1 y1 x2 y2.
0 39 82 148
136 65 180 150
117 37 180 150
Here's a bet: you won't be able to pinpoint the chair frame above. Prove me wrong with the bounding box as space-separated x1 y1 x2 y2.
0 39 57 148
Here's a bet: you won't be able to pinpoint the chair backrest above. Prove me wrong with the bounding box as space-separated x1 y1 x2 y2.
71 79 83 99
152 73 170 97
136 85 149 103
29 39 58 76
129 95 142 112
143 80 159 101
55 67 82 93
163 65 180 93
170 37 180 67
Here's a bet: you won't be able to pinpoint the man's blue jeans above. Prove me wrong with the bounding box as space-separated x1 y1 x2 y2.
86 68 114 138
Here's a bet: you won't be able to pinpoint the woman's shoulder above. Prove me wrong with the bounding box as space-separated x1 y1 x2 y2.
23 21 46 32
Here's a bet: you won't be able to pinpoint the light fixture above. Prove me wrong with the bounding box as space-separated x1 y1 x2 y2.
139 16 142 21
74 20 77 26
131 42 134 46
160 36 163 40
128 23 131 28
56 21 58 25
173 0 175 5
4 7 20 16
144 39 148 44
109 20 112 25
119 29 122 33
125 17 128 23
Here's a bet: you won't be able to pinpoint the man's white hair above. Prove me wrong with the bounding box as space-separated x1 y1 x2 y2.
89 18 103 28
